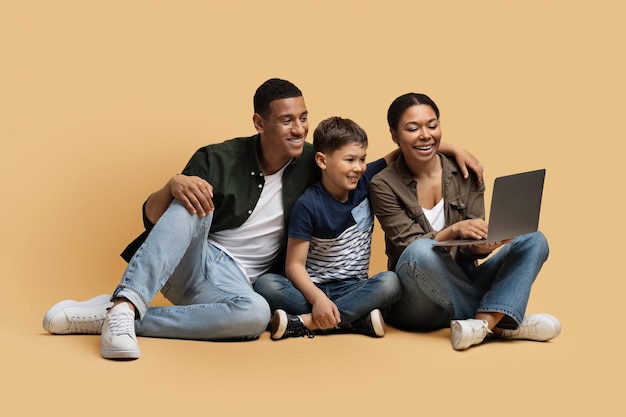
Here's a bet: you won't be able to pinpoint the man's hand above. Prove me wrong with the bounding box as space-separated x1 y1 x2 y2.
453 147 484 185
168 174 214 217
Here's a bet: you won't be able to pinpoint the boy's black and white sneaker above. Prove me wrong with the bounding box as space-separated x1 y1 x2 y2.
349 309 386 337
270 309 315 340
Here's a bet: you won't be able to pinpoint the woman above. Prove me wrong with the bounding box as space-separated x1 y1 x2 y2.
369 93 560 350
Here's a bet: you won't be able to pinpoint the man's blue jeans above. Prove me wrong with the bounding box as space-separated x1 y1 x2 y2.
113 200 271 340
387 231 549 331
254 271 402 323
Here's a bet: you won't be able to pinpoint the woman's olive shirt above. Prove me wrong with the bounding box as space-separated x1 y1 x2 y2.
369 153 485 271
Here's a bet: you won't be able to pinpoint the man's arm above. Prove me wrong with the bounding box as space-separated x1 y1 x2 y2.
145 174 214 224
439 142 484 184
382 148 401 165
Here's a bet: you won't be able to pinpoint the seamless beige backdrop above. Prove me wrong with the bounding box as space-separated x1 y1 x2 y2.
1 1 623 416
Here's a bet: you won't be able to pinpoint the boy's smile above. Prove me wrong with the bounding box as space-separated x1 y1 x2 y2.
317 142 367 202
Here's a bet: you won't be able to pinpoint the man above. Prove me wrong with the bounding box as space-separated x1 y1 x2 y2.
43 78 482 360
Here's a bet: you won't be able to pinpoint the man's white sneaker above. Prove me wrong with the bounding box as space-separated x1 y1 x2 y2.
100 302 140 360
450 319 493 351
498 313 561 341
42 294 112 335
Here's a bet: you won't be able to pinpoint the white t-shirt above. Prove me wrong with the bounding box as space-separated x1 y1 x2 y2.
209 164 287 284
423 198 445 232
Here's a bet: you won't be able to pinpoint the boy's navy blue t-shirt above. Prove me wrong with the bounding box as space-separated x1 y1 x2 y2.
288 158 387 283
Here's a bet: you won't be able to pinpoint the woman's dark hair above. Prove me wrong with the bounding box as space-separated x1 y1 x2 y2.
387 93 440 131
253 78 303 119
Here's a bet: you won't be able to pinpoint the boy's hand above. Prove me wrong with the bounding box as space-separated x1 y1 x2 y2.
311 296 341 330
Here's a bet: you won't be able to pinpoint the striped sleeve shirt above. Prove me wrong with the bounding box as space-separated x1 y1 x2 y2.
288 158 386 283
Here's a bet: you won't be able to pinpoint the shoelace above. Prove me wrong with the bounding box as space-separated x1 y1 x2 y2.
286 317 315 338
508 319 540 338
67 314 106 334
106 310 135 336
298 327 315 338
470 320 493 343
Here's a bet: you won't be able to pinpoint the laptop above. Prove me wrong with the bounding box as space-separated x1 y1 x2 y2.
433 168 545 246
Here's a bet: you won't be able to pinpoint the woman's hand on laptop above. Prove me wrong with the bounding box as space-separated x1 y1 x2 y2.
452 219 489 240
468 238 514 255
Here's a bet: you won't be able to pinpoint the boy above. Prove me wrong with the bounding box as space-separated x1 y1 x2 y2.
254 116 402 340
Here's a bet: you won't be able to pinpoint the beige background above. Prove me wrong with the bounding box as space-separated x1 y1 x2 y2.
1 1 623 415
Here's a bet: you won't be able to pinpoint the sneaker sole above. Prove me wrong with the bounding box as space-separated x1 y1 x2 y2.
43 294 112 334
270 310 288 340
370 309 385 337
101 347 140 360
450 320 470 350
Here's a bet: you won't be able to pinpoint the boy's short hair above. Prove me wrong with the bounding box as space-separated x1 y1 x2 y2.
253 78 303 119
313 116 368 154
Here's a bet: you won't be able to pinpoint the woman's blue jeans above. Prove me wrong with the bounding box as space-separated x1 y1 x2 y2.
112 200 271 341
387 231 549 331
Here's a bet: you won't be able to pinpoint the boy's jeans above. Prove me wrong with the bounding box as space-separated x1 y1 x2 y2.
113 200 270 340
254 271 402 323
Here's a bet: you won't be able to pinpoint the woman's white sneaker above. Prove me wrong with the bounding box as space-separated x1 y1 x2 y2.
100 302 140 360
450 319 493 351
498 314 561 341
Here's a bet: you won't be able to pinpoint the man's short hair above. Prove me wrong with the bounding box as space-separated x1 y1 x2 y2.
254 78 303 119
313 116 368 154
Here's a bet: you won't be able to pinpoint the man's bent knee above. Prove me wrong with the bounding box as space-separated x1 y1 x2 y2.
235 294 271 339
